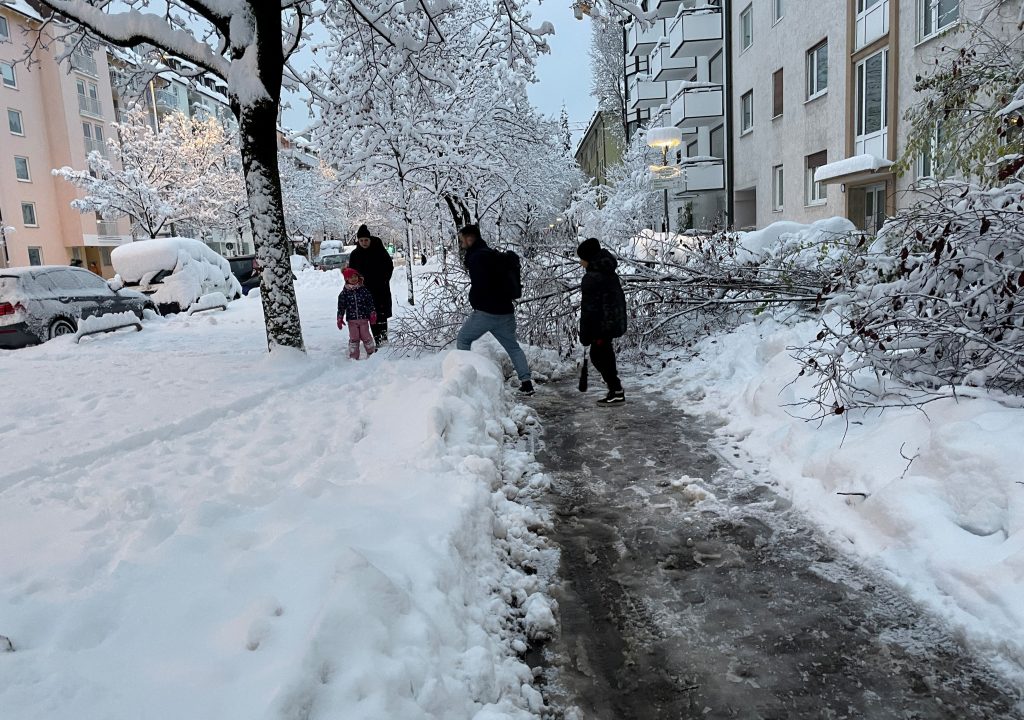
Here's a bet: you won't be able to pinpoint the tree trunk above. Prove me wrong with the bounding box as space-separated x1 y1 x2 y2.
231 3 304 351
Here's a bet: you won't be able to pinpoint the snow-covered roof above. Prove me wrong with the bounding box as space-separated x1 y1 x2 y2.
814 154 894 184
0 1 43 22
111 237 229 282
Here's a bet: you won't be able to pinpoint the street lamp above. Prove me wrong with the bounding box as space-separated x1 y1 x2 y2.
647 127 682 235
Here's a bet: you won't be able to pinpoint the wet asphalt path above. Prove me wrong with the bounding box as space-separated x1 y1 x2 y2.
524 380 1022 720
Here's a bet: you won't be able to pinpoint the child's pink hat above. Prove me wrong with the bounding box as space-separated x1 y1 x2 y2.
343 268 361 281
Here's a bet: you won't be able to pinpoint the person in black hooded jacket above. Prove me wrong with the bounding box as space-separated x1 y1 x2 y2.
577 237 627 405
347 224 394 344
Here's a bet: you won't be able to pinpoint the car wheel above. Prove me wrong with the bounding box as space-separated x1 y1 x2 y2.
49 318 77 339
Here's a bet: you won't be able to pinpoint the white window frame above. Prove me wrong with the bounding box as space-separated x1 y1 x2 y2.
917 121 951 181
740 90 754 134
806 41 828 100
772 68 784 119
772 165 784 211
0 60 16 89
773 0 784 24
855 0 889 50
21 202 37 227
0 16 10 42
918 0 958 42
14 155 30 182
855 49 889 157
740 4 753 51
7 108 23 135
805 155 828 206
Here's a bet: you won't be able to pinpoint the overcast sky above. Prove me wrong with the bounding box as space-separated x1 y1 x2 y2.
527 7 598 136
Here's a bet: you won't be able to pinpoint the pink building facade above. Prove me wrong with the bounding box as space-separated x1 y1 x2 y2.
0 2 131 275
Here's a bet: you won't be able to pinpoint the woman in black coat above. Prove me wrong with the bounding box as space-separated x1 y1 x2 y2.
578 237 627 406
347 224 394 344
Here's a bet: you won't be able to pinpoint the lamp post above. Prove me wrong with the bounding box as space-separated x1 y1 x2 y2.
647 126 682 235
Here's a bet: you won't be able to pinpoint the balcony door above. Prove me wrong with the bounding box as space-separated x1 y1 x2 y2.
855 49 888 158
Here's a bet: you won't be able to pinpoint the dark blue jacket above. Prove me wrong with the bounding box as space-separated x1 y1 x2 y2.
580 249 627 346
464 239 514 315
337 285 376 321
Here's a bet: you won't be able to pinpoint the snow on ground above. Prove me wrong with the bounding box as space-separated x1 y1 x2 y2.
651 317 1024 686
0 267 553 719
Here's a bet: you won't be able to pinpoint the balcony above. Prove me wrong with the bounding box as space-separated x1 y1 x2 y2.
681 159 725 191
96 220 119 237
70 51 99 77
651 0 686 18
650 44 697 82
670 83 724 128
155 89 180 111
77 93 102 118
669 8 723 58
626 19 664 57
84 137 107 158
627 75 670 112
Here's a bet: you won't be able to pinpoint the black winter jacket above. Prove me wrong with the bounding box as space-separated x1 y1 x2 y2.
348 236 394 320
464 239 514 315
337 285 376 321
579 249 627 346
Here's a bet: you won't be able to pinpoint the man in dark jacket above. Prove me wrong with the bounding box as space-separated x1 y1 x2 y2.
578 237 627 405
347 224 394 345
455 224 534 395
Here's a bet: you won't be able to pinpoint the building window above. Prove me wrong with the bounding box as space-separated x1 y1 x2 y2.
0 61 16 88
0 16 9 42
773 0 784 23
805 151 828 205
100 247 113 266
772 165 784 211
741 90 754 134
855 49 888 156
856 0 889 50
772 69 784 118
27 247 42 266
21 202 37 227
918 121 952 179
7 108 23 135
807 41 828 99
14 155 29 182
920 0 958 40
740 4 753 51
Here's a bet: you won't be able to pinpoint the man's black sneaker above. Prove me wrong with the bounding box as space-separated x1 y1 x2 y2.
596 390 625 406
519 380 535 396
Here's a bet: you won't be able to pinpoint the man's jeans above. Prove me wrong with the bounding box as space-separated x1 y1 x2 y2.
456 310 532 381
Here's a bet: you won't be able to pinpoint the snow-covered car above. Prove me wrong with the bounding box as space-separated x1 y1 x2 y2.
0 266 153 350
112 237 242 314
227 254 261 295
315 253 350 272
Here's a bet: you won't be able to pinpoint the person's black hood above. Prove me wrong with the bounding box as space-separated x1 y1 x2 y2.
588 248 618 274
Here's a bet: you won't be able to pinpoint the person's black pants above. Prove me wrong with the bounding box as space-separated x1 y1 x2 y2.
589 340 621 392
371 320 388 345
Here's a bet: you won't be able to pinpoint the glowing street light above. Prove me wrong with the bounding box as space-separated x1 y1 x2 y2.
646 127 682 234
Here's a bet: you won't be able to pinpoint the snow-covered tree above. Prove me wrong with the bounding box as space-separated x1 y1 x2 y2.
53 109 240 240
589 17 628 142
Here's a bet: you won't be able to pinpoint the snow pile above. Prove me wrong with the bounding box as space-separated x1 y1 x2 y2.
0 276 555 719
75 311 141 338
186 292 228 314
735 217 858 266
814 154 893 183
112 237 240 309
654 317 1024 685
290 254 312 274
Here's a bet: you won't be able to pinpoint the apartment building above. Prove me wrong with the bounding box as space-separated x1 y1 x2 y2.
730 0 1015 231
0 1 132 272
624 0 728 231
575 110 624 187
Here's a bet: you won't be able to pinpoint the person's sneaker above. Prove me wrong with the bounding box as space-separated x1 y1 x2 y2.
596 390 625 406
518 380 535 396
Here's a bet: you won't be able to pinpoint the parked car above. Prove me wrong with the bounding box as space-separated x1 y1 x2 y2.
0 266 154 350
316 253 350 272
112 237 242 314
227 254 261 295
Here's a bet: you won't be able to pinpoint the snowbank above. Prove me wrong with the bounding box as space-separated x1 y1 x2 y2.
735 216 858 265
0 274 554 719
75 311 141 338
653 318 1024 686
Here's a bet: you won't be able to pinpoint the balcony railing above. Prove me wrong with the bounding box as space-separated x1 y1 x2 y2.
84 137 107 158
669 9 723 58
70 51 98 77
626 19 664 57
681 160 725 191
77 93 102 118
627 75 670 112
155 89 179 110
96 220 119 236
650 44 697 82
670 84 724 128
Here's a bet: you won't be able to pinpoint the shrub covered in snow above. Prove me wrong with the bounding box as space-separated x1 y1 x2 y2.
793 182 1024 413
